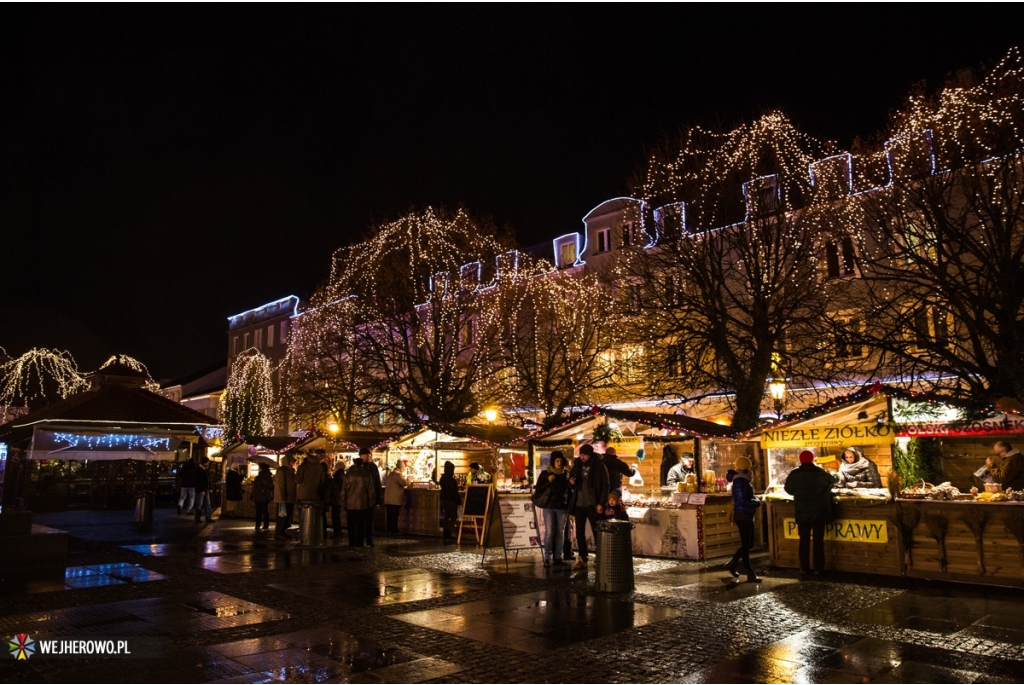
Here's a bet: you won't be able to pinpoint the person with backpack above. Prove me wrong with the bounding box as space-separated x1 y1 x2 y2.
533 451 570 567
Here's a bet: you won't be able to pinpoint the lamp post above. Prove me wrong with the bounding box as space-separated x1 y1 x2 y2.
484 406 499 423
768 376 788 420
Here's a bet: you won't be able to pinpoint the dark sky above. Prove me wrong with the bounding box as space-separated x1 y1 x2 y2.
1 5 1019 381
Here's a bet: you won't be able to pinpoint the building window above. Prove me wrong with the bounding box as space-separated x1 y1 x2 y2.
254 329 262 349
243 332 250 349
825 236 857 279
667 342 686 378
664 275 677 306
835 317 864 359
267 324 275 348
280 321 288 344
596 228 611 254
911 306 950 349
622 221 636 247
559 242 576 267
232 336 239 355
460 319 475 347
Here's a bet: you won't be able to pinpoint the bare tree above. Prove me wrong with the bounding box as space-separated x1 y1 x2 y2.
501 267 619 428
622 114 844 430
318 207 515 424
851 48 1024 404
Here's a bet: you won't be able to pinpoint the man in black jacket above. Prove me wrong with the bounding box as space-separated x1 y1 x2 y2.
193 457 214 523
359 448 383 546
602 447 635 495
568 444 610 570
177 457 197 515
784 450 834 578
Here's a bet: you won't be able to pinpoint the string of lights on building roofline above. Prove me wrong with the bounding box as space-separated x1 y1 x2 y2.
53 433 172 451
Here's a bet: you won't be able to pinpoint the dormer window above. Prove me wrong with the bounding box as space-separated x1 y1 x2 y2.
596 228 611 254
743 175 780 218
553 234 581 268
653 203 685 240
825 236 857 279
622 221 636 247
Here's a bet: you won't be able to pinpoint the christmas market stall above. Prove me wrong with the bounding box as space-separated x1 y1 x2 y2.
0 361 220 511
383 422 529 537
761 385 1024 587
527 408 753 560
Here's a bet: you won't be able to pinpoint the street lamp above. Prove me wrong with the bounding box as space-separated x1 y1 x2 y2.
327 422 340 435
484 407 499 423
768 376 788 419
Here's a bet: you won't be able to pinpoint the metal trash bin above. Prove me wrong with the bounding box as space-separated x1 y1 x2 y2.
596 520 634 592
298 500 326 547
134 491 154 525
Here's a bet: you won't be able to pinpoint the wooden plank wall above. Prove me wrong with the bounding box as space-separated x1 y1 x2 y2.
702 497 765 559
768 501 902 576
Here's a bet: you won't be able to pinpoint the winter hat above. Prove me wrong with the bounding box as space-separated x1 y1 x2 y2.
798 450 815 464
734 456 752 471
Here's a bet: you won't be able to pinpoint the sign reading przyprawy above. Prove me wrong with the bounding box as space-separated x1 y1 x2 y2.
783 518 889 543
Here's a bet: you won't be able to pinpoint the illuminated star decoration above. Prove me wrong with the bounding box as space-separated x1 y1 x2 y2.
9 634 35 660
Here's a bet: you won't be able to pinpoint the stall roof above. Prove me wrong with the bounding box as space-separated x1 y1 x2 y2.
217 434 314 456
388 422 529 449
529 407 734 444
0 383 219 447
304 430 410 451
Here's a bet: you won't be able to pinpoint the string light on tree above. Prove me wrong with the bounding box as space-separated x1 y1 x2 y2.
0 347 89 423
222 349 275 439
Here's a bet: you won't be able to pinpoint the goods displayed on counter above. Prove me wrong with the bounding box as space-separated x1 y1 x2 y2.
897 480 1024 503
621 492 688 509
762 485 890 502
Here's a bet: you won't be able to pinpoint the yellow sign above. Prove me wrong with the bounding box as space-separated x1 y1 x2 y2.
609 438 644 456
761 422 893 449
783 518 889 544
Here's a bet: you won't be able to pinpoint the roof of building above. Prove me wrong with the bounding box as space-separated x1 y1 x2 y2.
0 384 220 446
161 360 228 390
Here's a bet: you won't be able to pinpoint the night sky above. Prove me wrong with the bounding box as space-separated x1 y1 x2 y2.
1 6 1018 381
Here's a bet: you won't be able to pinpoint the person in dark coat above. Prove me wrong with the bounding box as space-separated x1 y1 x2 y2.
988 441 1024 491
193 457 214 523
534 451 570 567
438 461 461 543
223 465 244 518
602 447 636 494
329 466 346 538
784 450 835 578
568 444 610 570
359 448 382 546
343 461 374 547
725 457 761 582
666 454 696 486
251 463 275 531
177 457 197 515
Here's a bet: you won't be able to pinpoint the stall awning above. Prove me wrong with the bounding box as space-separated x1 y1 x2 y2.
27 428 179 461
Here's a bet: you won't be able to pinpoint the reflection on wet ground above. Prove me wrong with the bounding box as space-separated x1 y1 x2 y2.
197 627 464 684
0 591 288 637
681 628 1024 684
635 564 797 603
846 585 1024 645
269 567 486 608
394 589 683 653
0 563 166 595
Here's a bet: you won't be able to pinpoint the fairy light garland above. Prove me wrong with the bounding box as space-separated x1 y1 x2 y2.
54 433 171 451
222 349 275 438
0 347 89 423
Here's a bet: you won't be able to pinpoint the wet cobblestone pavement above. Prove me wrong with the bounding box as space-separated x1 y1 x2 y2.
3 509 1024 683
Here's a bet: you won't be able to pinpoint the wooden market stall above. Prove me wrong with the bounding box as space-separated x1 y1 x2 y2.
383 422 529 537
762 385 1024 587
526 408 756 560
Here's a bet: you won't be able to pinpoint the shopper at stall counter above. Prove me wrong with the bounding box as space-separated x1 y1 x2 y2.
343 460 374 547
533 451 570 567
725 457 761 583
358 448 383 546
177 456 197 515
251 463 275 532
224 465 244 518
666 453 696 486
837 447 882 489
469 461 491 484
438 461 461 543
568 444 610 570
784 450 834 578
274 454 297 539
988 441 1024 490
384 463 409 535
602 447 636 495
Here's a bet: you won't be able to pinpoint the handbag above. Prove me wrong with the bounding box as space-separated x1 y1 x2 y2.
531 482 554 509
